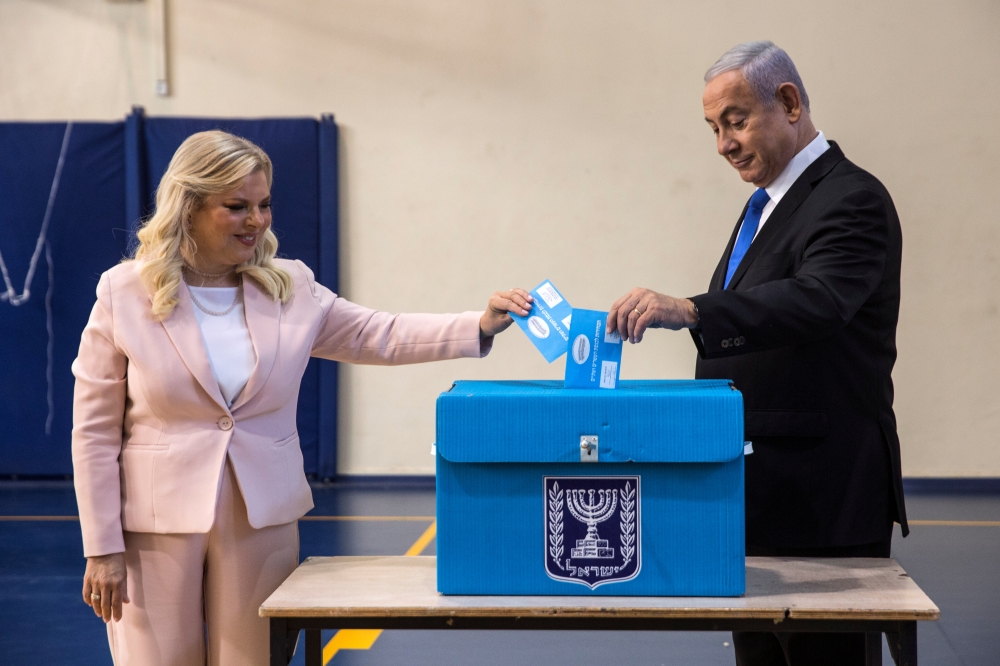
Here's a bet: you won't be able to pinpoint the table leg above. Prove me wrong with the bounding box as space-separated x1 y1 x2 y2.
896 622 917 666
865 632 882 666
269 618 289 666
305 629 323 666
886 622 917 666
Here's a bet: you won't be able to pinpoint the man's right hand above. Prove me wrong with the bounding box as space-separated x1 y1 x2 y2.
608 287 700 344
82 552 129 622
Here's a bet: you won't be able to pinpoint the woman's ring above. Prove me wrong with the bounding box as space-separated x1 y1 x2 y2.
91 593 101 601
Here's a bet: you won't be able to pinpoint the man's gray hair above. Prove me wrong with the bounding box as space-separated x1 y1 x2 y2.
705 41 810 112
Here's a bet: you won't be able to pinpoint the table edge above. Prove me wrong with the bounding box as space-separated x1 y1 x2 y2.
259 607 939 621
260 556 940 622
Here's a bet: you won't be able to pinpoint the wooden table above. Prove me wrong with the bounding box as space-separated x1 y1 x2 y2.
261 556 938 666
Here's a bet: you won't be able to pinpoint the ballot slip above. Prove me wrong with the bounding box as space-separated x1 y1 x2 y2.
564 308 623 389
510 280 573 363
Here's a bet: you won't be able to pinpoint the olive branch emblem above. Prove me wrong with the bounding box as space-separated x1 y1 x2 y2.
619 481 636 566
547 481 565 570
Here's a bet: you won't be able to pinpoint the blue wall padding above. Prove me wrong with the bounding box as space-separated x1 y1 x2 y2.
0 122 128 475
316 115 340 479
0 113 339 477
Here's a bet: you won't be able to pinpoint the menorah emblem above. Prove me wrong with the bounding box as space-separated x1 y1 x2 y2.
567 488 617 558
545 476 640 588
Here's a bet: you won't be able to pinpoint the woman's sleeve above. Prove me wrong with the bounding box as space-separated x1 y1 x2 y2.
294 260 490 364
71 273 128 557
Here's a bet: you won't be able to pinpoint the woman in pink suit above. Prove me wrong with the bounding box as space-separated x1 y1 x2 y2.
72 130 532 666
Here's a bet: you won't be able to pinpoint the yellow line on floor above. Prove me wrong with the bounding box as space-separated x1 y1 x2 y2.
322 521 437 664
404 522 437 556
321 628 382 659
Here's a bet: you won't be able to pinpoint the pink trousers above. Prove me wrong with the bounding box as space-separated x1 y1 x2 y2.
107 460 299 666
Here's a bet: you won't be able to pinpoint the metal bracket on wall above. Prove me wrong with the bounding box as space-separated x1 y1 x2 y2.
105 0 170 96
152 0 170 96
580 436 598 462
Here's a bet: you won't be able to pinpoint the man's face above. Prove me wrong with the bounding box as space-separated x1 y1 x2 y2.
702 70 798 188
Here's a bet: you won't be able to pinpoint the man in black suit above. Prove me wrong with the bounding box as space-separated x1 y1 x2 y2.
608 41 907 666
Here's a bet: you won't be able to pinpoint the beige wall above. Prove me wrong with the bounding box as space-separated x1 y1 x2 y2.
3 0 998 476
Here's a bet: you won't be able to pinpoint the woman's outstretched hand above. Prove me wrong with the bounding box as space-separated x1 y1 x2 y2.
83 552 129 623
480 288 533 339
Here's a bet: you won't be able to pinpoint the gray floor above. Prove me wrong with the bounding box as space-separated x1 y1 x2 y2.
2 481 997 665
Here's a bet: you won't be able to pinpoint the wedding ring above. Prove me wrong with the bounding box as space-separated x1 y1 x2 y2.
633 308 643 316
91 593 101 601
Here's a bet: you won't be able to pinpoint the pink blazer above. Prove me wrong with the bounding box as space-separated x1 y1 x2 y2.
72 259 486 557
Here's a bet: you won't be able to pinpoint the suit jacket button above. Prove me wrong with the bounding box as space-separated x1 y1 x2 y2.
218 416 233 431
721 339 730 348
738 336 746 345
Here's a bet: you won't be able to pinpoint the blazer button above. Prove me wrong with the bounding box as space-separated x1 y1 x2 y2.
721 339 730 348
218 416 233 431
738 336 746 345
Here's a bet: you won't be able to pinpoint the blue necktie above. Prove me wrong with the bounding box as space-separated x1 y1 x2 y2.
724 188 771 289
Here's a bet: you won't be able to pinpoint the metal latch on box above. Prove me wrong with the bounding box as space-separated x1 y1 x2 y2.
580 436 598 462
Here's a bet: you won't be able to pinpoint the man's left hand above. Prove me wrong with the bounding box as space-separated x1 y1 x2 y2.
607 288 699 343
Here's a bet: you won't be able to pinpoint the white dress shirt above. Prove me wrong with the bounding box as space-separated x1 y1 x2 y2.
188 285 257 407
746 130 830 240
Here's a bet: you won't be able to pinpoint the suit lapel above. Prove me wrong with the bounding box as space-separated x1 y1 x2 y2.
230 276 280 411
160 282 229 412
725 143 846 290
711 201 750 292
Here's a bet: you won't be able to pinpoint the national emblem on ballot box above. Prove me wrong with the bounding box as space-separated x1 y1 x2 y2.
544 476 640 588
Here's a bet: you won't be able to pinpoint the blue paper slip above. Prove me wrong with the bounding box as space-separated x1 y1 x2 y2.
563 309 623 389
511 280 573 363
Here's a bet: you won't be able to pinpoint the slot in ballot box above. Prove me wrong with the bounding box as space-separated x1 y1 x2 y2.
435 380 745 596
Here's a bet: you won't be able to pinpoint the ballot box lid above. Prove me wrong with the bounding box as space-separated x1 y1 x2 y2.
436 379 743 464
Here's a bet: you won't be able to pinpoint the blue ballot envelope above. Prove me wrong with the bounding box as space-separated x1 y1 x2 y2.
510 280 573 363
564 309 622 389
435 379 746 596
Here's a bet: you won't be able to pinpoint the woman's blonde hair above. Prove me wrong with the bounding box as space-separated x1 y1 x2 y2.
130 130 293 319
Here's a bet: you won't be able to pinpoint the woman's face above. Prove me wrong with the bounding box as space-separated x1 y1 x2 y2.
187 170 272 270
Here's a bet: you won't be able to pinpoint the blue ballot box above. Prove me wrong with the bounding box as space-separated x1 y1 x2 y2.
435 379 745 596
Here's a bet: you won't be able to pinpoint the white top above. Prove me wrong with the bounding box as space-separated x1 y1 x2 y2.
747 130 831 240
188 286 256 407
